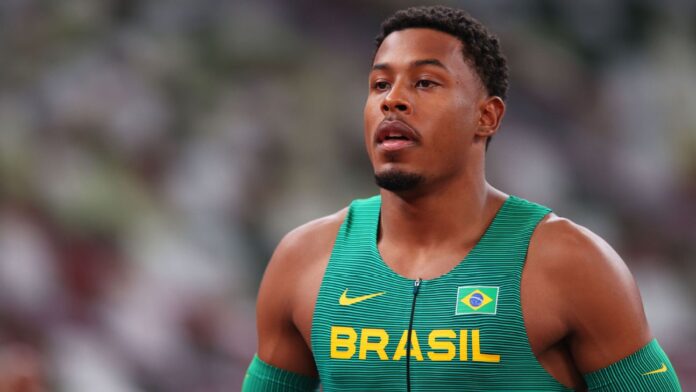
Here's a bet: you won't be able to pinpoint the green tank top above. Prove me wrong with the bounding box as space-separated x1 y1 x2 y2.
311 195 573 391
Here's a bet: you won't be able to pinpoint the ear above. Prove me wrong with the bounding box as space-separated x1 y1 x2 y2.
476 96 505 138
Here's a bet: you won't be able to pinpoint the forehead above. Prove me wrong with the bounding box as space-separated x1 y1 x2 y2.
373 28 466 69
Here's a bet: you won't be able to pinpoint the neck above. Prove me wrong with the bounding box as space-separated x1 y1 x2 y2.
378 162 506 250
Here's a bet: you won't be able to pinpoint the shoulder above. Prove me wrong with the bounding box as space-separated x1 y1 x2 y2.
529 213 636 292
527 213 652 373
257 207 348 320
268 207 348 279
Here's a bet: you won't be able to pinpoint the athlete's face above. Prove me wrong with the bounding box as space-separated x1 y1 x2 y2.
364 28 499 192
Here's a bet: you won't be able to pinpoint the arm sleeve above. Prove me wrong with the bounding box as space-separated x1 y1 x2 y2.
583 339 681 391
242 354 320 392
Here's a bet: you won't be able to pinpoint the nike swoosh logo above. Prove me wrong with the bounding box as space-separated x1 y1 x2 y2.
339 289 386 306
643 363 667 376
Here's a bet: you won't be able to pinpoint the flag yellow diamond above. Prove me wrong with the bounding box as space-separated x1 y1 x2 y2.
461 289 493 311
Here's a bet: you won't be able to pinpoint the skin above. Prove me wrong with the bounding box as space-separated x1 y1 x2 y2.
255 28 652 390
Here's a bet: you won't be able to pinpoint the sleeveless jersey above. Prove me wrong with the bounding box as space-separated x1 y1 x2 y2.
311 195 573 391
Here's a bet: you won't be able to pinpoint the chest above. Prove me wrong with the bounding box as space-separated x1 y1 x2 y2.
294 262 564 348
312 261 571 389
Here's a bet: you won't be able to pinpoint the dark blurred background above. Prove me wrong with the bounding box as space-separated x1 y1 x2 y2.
0 0 694 391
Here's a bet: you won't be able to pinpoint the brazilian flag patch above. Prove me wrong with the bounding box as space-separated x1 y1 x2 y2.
455 286 499 315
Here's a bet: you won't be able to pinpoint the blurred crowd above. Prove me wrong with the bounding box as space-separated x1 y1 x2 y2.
0 0 694 391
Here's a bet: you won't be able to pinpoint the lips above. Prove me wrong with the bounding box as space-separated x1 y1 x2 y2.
375 120 419 151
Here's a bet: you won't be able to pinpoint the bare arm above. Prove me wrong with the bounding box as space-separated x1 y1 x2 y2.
534 216 652 374
255 210 346 377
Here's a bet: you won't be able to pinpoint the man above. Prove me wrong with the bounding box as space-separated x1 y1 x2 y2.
243 5 681 391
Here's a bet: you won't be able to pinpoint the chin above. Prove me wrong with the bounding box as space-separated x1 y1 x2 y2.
374 169 425 192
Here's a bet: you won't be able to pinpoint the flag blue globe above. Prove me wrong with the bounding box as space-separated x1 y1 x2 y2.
469 292 484 307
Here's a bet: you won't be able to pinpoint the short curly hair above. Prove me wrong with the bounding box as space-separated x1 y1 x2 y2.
375 5 509 101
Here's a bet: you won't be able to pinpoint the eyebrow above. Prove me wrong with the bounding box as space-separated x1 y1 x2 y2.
371 58 449 72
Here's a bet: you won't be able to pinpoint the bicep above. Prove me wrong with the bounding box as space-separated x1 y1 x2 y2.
255 237 318 377
563 229 652 374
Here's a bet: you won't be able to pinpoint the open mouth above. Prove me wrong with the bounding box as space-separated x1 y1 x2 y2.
375 120 418 151
383 133 410 141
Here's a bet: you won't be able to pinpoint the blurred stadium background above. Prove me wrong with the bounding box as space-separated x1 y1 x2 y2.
0 0 694 390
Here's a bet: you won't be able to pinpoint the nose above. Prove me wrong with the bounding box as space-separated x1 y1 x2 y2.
381 85 412 115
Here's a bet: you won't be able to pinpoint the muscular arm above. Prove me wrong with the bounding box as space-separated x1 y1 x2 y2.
541 217 651 372
252 210 346 376
529 215 680 390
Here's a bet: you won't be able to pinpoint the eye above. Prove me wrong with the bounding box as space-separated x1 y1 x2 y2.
415 79 437 88
373 80 390 91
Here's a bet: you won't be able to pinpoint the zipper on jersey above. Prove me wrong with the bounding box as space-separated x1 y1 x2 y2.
406 278 422 392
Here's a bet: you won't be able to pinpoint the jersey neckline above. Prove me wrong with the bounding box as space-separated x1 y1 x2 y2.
368 195 518 283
